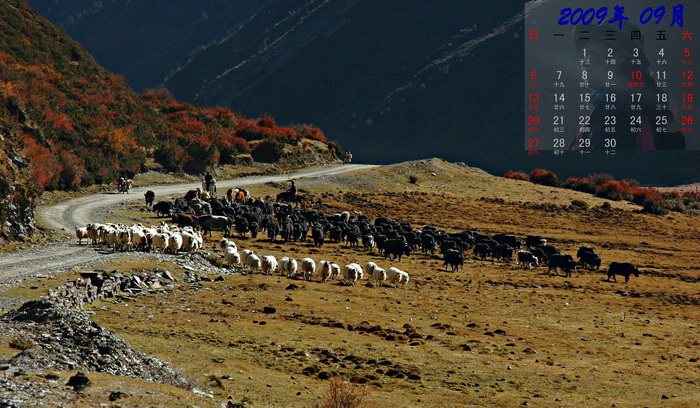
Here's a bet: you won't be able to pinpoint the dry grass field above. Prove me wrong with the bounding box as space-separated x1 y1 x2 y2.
4 159 699 407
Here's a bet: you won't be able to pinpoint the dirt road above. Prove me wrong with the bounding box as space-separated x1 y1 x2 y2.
1 164 373 287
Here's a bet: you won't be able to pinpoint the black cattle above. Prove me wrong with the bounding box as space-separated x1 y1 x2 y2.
547 254 577 277
530 248 546 266
494 234 520 250
421 233 436 255
144 190 155 208
383 239 410 261
474 233 491 243
440 239 463 255
579 251 601 270
172 212 197 227
329 226 343 243
473 243 490 260
607 262 640 283
517 250 538 269
312 227 325 247
195 215 232 237
173 198 191 213
281 217 294 243
267 220 280 242
401 231 420 250
492 244 513 262
249 221 259 239
375 234 388 256
152 201 173 217
481 239 499 250
577 246 595 259
526 235 547 249
235 216 249 238
537 245 559 263
443 249 464 272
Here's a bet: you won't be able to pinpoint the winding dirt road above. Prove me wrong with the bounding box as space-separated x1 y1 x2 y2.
1 164 373 287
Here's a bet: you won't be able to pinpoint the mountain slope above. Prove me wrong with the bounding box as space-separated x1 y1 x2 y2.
28 0 267 92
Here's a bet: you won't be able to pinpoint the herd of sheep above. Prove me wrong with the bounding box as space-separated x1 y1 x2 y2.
74 221 411 288
220 238 410 287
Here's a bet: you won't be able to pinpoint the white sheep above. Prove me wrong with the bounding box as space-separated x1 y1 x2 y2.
372 267 387 286
301 258 316 281
117 229 132 251
318 260 333 282
75 226 88 245
240 249 255 266
104 229 119 251
219 238 237 252
151 233 170 253
365 262 378 277
262 255 278 275
387 267 409 288
349 263 364 280
86 223 103 245
342 263 363 286
167 232 183 254
224 247 241 268
280 257 298 277
130 229 148 251
246 254 261 273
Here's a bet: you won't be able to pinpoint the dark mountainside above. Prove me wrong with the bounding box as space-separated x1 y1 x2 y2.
165 0 698 185
28 0 268 92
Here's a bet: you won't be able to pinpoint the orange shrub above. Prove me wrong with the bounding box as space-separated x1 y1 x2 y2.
595 180 633 201
529 169 560 187
504 171 530 182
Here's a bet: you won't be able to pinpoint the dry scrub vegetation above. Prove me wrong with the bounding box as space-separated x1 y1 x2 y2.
4 159 699 407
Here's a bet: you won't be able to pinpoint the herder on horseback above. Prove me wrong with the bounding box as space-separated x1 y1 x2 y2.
276 180 304 206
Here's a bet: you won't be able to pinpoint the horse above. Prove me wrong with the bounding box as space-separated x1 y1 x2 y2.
117 178 132 194
276 191 305 206
202 179 217 196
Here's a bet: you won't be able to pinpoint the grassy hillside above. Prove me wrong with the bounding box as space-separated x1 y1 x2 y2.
0 0 336 192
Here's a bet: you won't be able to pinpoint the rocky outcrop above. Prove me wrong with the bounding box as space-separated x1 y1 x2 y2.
0 128 38 243
0 299 193 389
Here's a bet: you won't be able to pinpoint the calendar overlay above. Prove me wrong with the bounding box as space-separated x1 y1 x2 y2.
525 1 698 154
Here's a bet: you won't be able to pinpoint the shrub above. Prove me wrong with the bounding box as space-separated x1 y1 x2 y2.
408 175 419 184
595 180 633 201
504 171 530 182
153 143 186 173
564 177 596 194
641 196 668 214
251 138 285 163
257 114 276 128
529 169 560 187
316 377 371 408
587 173 615 190
571 199 588 209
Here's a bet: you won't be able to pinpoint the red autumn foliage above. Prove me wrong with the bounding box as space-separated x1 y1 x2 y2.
529 169 560 187
44 111 74 132
504 171 530 182
594 180 633 201
257 114 276 128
